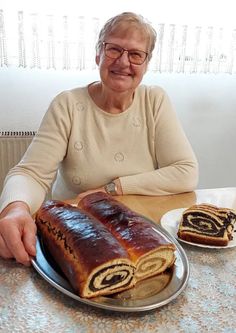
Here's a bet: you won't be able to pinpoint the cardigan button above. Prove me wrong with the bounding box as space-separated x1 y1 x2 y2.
114 152 124 162
76 102 86 112
74 141 83 151
72 176 81 185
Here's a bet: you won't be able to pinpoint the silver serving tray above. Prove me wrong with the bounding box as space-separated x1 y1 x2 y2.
31 223 189 312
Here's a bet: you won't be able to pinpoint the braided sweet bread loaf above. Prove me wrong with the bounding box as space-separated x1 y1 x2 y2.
35 200 135 298
35 193 176 298
79 192 176 282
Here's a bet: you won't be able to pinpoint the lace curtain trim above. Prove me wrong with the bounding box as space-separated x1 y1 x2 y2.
0 9 236 74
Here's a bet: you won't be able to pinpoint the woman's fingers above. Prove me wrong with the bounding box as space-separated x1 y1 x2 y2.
0 202 37 266
0 233 13 259
23 220 37 257
0 214 36 266
2 226 31 265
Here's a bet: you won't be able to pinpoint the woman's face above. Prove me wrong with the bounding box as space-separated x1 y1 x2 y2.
96 27 149 94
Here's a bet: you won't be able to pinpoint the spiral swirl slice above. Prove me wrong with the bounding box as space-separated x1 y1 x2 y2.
178 204 236 246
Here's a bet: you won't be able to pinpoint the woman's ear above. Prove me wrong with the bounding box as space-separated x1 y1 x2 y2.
95 54 100 65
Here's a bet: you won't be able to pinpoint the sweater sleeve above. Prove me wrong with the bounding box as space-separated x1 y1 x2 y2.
0 91 73 214
119 89 199 195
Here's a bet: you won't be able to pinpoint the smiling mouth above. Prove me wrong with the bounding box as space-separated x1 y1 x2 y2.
111 71 131 77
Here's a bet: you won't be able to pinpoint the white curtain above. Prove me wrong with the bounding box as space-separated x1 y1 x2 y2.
0 7 236 74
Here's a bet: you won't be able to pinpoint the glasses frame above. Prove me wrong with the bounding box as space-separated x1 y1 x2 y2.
102 42 149 65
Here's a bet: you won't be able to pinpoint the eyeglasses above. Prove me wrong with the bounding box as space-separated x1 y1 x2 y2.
102 42 148 65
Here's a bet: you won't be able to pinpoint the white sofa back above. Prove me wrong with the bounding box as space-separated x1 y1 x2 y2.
0 67 235 190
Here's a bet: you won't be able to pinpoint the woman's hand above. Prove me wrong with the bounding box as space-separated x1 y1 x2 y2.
0 201 37 266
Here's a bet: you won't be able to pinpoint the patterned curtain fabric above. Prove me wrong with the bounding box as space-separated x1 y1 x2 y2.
0 9 235 74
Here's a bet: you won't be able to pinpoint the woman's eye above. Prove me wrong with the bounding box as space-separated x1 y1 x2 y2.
110 47 121 53
130 52 142 59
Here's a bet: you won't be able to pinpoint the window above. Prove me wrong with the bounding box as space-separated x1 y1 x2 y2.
1 0 235 73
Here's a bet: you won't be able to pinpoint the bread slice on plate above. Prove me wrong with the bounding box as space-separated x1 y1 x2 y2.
177 203 236 246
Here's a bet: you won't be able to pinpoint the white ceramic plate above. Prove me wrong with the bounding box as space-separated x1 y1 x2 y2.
160 208 236 249
31 222 189 313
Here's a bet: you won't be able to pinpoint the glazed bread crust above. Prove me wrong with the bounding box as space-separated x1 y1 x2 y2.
35 200 135 298
79 192 176 282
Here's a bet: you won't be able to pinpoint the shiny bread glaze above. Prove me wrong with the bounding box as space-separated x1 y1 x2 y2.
35 200 135 297
79 192 175 262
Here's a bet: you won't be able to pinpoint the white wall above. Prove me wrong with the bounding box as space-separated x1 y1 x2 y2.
148 74 236 189
0 67 235 189
0 67 100 130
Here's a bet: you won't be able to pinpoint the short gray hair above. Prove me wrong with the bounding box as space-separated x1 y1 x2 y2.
96 12 157 61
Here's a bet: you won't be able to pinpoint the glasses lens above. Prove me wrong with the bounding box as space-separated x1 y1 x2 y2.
104 43 147 65
128 51 147 65
105 44 123 59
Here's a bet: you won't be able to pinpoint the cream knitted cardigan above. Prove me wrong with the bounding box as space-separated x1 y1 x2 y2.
0 85 198 214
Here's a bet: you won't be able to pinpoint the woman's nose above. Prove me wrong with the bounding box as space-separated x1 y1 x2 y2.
117 50 130 65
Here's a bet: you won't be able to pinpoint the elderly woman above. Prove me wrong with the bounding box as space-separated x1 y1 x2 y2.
0 12 198 265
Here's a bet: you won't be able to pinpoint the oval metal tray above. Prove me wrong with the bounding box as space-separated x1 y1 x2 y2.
31 223 189 312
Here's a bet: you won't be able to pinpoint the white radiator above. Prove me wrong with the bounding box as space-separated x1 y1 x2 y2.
0 131 35 191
